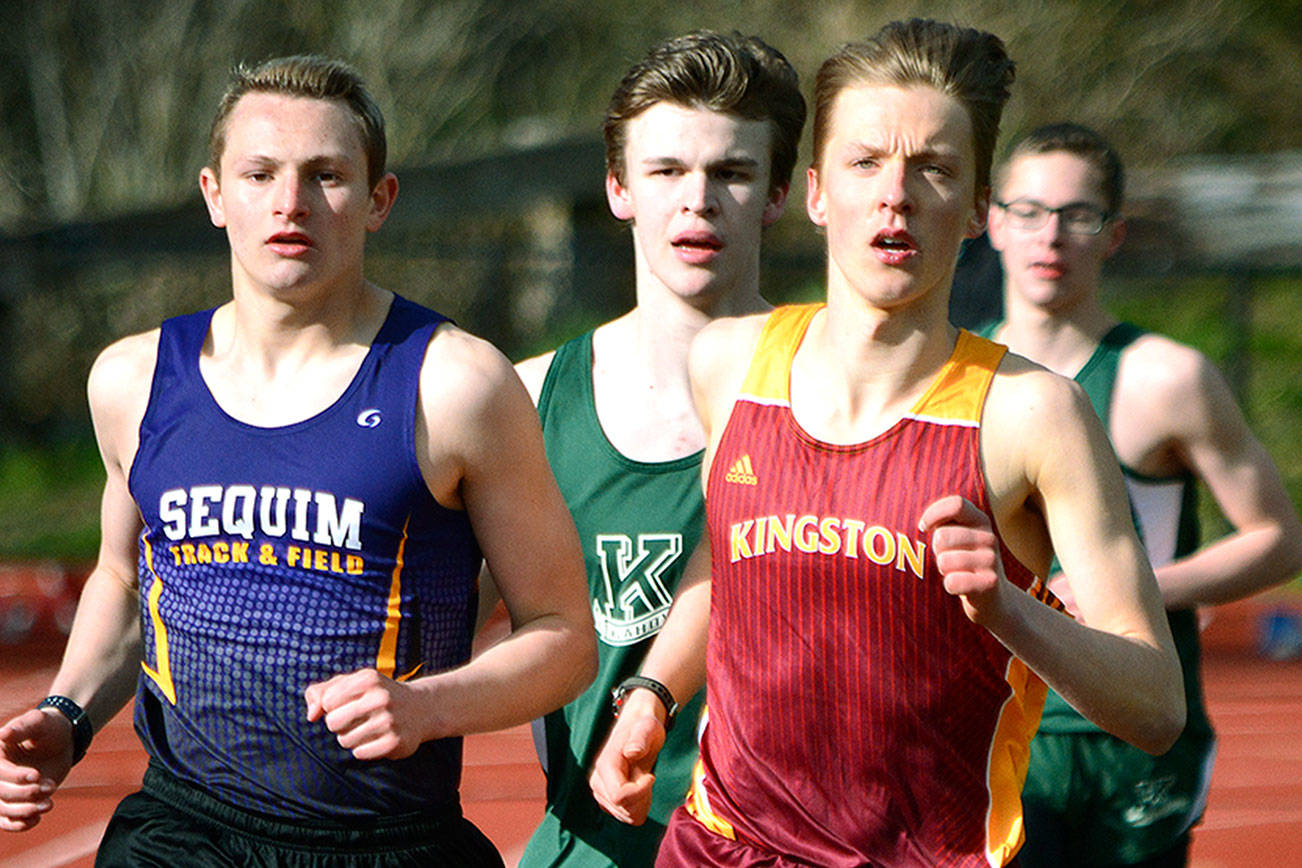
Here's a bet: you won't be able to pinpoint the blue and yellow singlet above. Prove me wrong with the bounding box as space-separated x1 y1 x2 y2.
128 295 482 820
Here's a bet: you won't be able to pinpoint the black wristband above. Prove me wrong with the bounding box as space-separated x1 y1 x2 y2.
611 675 679 732
37 695 93 765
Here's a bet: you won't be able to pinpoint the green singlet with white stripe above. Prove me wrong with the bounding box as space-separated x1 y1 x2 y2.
979 320 1214 864
518 331 707 868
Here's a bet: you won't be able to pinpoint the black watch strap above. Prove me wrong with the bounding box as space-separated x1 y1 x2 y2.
37 695 93 765
611 675 679 732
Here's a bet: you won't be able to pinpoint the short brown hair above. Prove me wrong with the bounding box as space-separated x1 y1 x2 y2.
604 31 806 195
812 19 1015 192
208 55 387 189
999 122 1125 216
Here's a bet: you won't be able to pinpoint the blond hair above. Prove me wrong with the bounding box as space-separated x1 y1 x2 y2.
812 19 1015 192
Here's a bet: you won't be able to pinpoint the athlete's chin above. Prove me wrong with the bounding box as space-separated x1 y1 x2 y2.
857 272 937 311
250 268 337 299
1018 279 1087 313
659 270 734 305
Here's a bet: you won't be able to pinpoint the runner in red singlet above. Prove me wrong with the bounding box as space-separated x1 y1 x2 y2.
589 19 1185 868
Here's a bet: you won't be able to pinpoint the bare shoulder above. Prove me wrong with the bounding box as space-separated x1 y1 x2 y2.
1117 332 1226 416
87 329 160 464
88 329 160 406
420 323 523 419
982 349 1123 575
689 313 768 398
513 350 556 406
983 350 1105 490
685 312 769 474
416 324 538 506
694 310 769 348
985 349 1093 434
1115 331 1252 472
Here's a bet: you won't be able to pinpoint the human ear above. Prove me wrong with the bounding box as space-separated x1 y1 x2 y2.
762 183 790 227
606 172 635 221
366 173 399 232
804 166 827 227
1105 217 1126 258
966 185 991 239
199 166 227 229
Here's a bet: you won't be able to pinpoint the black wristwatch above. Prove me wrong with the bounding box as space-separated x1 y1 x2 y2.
37 695 94 765
611 675 679 732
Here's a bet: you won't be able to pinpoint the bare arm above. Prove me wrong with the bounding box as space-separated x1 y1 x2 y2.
1117 339 1302 607
588 535 710 825
306 329 594 758
45 478 145 729
926 361 1184 754
512 350 554 405
456 341 591 720
588 315 761 824
472 349 555 637
0 334 155 831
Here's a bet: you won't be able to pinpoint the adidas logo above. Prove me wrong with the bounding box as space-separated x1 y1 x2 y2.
724 454 758 485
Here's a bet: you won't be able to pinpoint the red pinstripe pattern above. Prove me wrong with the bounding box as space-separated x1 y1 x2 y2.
687 323 1042 867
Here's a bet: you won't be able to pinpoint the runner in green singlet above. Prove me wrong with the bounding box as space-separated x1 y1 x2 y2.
982 122 1302 867
589 27 1185 865
481 32 806 867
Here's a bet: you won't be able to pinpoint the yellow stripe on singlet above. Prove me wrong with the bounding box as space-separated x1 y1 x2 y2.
908 330 1007 427
683 707 739 840
985 655 1049 865
737 304 822 405
140 537 178 705
375 518 410 679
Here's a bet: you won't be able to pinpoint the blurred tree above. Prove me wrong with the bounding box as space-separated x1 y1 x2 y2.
0 0 1298 556
2 0 1296 232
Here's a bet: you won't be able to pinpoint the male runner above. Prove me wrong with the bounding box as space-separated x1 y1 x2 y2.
0 56 595 866
508 32 805 867
981 122 1302 867
590 20 1185 867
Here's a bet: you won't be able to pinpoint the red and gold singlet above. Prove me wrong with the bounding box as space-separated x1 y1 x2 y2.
683 304 1050 867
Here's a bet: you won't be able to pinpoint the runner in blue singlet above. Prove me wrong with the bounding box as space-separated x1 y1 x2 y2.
0 55 596 867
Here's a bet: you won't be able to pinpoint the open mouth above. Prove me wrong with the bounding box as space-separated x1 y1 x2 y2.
269 232 311 245
671 231 723 264
672 232 723 253
267 232 313 255
872 230 917 263
1030 261 1066 279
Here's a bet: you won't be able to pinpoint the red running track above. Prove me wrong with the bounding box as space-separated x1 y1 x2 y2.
2 599 1299 867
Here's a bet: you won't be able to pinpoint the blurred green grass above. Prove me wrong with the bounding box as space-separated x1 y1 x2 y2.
0 440 103 561
2 273 1298 585
1106 273 1302 587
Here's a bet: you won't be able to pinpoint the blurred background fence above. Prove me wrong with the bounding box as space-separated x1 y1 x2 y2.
0 0 1298 563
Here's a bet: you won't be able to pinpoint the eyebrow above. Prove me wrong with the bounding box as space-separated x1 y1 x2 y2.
1006 197 1107 210
915 146 962 161
900 143 964 164
640 155 761 169
230 153 356 173
842 139 964 161
301 154 354 171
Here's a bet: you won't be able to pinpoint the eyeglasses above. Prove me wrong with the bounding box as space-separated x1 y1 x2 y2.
995 199 1112 235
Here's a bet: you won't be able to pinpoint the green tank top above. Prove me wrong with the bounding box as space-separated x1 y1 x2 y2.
977 321 1211 738
521 331 707 867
